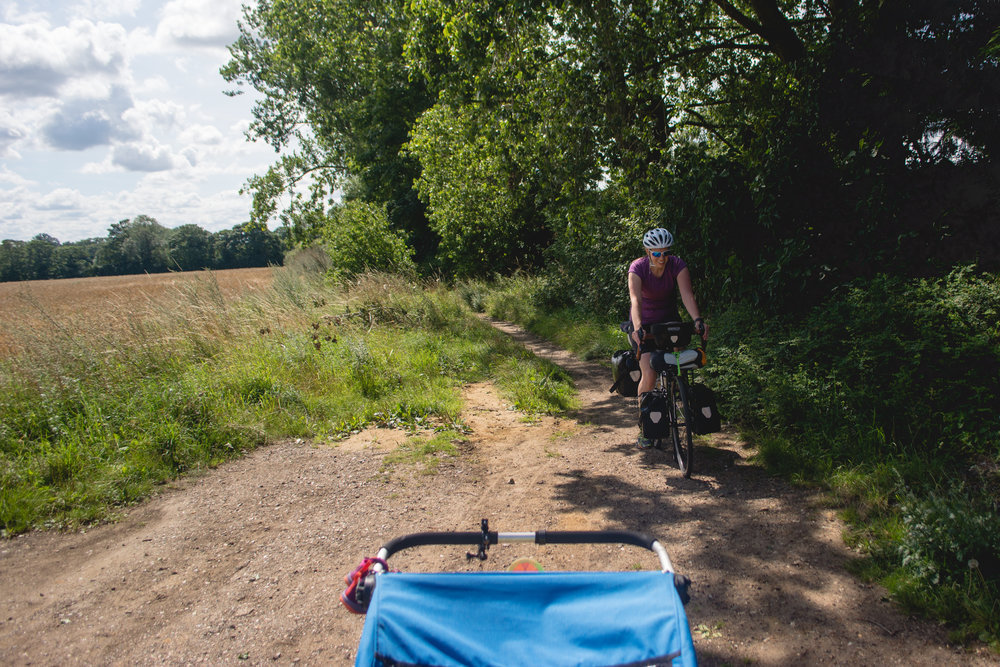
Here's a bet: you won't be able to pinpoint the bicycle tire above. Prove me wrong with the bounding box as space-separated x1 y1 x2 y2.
668 375 694 477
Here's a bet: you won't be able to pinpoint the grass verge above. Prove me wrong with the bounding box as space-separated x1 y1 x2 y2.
0 270 576 535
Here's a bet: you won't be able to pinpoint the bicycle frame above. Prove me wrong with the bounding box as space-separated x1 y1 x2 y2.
634 324 702 477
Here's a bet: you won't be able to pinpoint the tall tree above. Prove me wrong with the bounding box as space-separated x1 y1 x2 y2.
52 240 100 278
169 224 214 271
24 234 60 280
0 240 27 282
406 0 1000 298
213 223 284 269
223 0 1000 298
222 0 435 260
95 216 170 275
404 0 561 275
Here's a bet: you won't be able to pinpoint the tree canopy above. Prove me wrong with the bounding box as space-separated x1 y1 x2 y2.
224 0 1000 308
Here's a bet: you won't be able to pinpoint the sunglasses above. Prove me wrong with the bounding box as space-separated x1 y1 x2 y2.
650 250 669 257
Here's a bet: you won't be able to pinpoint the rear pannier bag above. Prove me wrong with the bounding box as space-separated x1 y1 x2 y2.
689 383 721 435
610 349 642 397
639 390 671 440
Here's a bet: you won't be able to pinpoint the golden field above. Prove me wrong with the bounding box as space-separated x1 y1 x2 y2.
0 267 275 355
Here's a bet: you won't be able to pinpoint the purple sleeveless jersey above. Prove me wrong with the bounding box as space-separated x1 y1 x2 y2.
629 255 687 324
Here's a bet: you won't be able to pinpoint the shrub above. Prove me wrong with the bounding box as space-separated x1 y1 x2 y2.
709 267 1000 469
321 201 416 280
705 266 1000 643
899 485 1000 588
896 484 1000 644
538 191 647 320
283 246 332 275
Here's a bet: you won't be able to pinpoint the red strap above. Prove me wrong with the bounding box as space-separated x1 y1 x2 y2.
340 557 388 614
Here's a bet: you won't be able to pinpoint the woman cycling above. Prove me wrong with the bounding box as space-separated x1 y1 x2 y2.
628 227 709 448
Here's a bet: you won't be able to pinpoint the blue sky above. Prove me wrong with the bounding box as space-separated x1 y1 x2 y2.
0 0 276 242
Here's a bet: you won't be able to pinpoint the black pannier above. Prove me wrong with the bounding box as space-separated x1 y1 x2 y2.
609 349 642 397
639 390 671 440
689 383 721 435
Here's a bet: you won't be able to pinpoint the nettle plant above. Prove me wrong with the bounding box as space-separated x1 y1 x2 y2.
898 486 1000 588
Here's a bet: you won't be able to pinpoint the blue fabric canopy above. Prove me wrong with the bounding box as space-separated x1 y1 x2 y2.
355 571 696 667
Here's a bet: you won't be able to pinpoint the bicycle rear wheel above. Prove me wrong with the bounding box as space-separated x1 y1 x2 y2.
668 375 694 477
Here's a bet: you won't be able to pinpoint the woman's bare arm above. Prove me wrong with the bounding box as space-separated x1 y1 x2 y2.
677 268 709 338
628 272 644 346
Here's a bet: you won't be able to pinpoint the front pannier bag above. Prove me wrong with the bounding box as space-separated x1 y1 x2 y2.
639 391 671 440
610 349 642 397
689 382 721 434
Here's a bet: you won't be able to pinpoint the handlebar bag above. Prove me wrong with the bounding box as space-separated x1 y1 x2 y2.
610 349 641 397
650 321 693 349
689 383 721 435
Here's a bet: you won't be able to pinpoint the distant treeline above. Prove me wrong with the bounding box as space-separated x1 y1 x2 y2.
0 215 286 282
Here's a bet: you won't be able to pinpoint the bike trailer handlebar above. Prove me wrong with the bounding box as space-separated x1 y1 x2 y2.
377 527 675 573
342 520 691 614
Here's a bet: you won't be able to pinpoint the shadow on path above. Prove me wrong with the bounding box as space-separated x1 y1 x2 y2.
483 316 988 666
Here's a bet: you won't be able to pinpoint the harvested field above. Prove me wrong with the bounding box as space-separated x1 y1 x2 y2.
0 268 274 354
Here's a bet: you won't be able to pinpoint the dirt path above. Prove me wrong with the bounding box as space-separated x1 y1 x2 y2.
0 319 991 665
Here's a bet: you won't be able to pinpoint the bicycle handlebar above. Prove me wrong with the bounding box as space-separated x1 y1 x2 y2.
631 322 708 365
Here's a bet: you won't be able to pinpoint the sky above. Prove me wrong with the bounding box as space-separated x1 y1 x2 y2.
0 0 277 243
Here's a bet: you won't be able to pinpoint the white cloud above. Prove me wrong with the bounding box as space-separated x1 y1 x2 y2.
125 26 158 56
42 109 117 149
122 98 185 133
0 166 34 187
156 0 242 49
180 124 223 145
1 1 276 242
111 140 177 171
0 124 25 157
1 185 99 242
40 85 138 150
79 155 114 175
36 187 86 211
69 0 142 21
1 5 49 27
0 18 129 99
136 74 170 95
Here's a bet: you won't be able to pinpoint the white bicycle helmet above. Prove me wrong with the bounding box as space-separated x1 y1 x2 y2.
642 227 674 249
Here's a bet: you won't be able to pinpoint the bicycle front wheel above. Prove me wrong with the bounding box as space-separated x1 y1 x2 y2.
668 375 694 477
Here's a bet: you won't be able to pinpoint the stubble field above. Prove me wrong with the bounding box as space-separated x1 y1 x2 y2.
0 268 274 355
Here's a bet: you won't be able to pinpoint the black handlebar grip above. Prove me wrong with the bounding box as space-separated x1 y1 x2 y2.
381 531 499 560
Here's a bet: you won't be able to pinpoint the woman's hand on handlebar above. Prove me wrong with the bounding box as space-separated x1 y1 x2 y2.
630 326 645 349
694 318 709 340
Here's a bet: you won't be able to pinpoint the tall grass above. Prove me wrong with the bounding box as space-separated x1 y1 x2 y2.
459 274 624 361
0 269 576 535
464 268 1000 650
